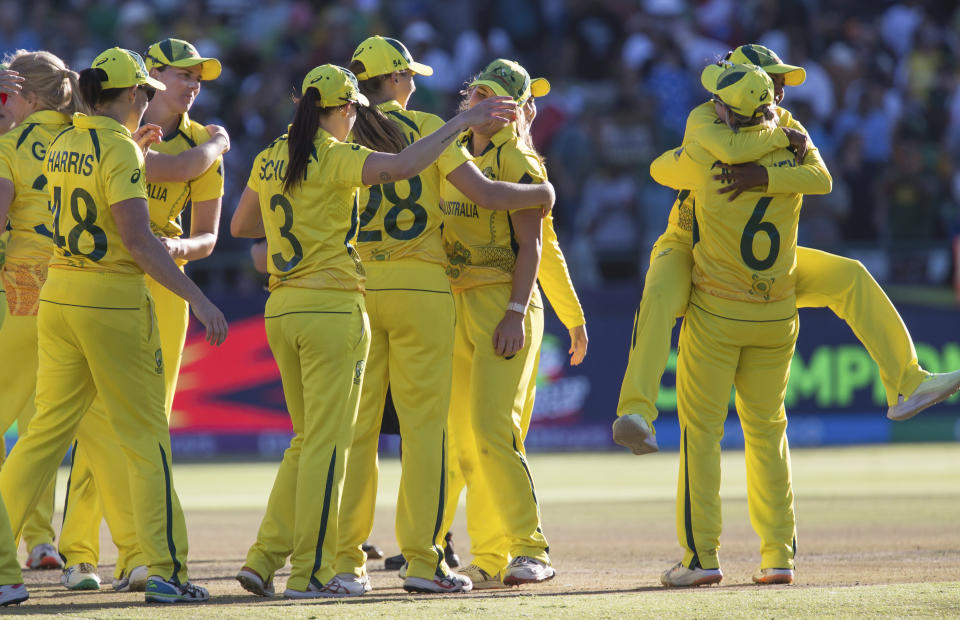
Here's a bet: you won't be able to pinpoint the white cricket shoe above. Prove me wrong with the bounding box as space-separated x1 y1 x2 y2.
888 370 960 421
752 567 794 585
113 565 149 592
612 414 659 455
26 543 63 570
62 563 101 590
236 567 275 597
0 584 28 606
459 563 505 590
284 574 367 599
403 570 472 593
660 562 722 587
503 556 556 586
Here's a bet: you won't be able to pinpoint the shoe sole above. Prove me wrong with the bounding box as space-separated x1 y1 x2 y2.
753 576 794 585
236 573 273 597
403 577 471 594
662 573 723 587
66 579 100 591
28 556 63 570
503 570 556 587
0 596 28 606
612 418 659 455
145 594 209 603
888 377 960 421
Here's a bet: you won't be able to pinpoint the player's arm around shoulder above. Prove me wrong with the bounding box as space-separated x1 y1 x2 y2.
144 124 229 184
650 142 708 191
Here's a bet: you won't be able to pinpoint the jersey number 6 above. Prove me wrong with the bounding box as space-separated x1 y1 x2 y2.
740 196 779 271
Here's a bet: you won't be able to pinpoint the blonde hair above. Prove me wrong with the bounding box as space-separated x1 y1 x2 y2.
5 50 89 116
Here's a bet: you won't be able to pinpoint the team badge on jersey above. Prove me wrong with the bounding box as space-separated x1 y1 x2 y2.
354 360 365 385
155 348 164 375
749 273 775 301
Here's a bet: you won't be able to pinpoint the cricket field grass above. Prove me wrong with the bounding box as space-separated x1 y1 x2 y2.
6 443 959 618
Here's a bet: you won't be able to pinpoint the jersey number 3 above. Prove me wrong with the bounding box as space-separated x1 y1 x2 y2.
357 176 428 242
270 194 304 272
740 196 779 270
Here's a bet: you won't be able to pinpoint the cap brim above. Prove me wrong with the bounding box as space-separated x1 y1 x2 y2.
700 64 724 95
762 62 805 85
469 79 512 100
408 60 433 77
144 76 167 91
166 57 222 81
530 77 551 98
352 92 370 106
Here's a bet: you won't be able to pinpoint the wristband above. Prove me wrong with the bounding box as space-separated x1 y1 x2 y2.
506 301 527 316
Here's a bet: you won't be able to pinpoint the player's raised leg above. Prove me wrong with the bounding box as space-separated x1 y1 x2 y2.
614 232 693 455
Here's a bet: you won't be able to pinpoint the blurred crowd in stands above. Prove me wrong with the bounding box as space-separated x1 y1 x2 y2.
3 0 960 289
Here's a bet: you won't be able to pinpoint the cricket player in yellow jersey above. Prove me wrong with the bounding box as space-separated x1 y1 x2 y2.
0 51 85 572
613 44 960 457
437 59 557 588
332 37 556 594
0 47 227 604
440 94 587 589
653 63 831 587
231 64 514 598
56 39 227 592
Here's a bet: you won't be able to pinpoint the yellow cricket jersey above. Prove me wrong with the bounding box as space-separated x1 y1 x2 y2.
354 101 446 267
146 112 224 240
44 113 148 277
248 127 373 293
664 103 793 241
0 110 73 263
650 129 831 322
438 125 545 293
539 213 585 328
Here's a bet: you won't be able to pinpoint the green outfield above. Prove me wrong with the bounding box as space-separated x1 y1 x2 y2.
8 443 960 618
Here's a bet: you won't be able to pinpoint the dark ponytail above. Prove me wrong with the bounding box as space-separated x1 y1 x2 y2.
77 67 128 109
283 88 325 195
348 60 407 154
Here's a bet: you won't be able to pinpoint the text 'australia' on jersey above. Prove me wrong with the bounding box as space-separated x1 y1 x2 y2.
146 112 224 242
248 127 373 293
651 137 805 322
353 101 446 265
438 125 546 292
44 114 149 275
0 110 73 263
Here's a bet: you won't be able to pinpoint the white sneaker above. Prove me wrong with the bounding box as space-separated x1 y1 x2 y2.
62 563 101 591
503 556 556 586
612 414 659 455
403 570 472 593
888 371 960 421
283 574 367 599
660 562 722 587
236 567 275 597
0 584 29 606
113 565 149 592
26 543 63 570
459 563 505 590
752 567 794 584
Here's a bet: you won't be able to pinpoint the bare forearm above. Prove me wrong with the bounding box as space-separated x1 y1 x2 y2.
145 140 224 183
510 241 541 307
129 233 209 306
481 181 552 211
177 233 217 261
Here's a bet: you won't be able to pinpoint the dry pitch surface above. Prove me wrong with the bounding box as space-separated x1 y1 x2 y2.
7 443 960 618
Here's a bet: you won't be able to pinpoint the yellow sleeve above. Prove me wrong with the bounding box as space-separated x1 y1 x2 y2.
437 134 471 178
102 138 147 205
417 112 446 138
330 142 374 188
502 145 548 216
686 101 790 163
650 144 708 190
246 150 264 193
190 157 224 203
538 213 585 328
0 137 14 183
765 144 832 196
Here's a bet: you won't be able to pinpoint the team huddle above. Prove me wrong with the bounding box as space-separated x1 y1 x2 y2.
0 34 953 607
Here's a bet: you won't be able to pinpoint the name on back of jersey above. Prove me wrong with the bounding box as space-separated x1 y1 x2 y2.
46 149 94 176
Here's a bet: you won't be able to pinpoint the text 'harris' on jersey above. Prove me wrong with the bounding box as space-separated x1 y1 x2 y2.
440 200 479 219
45 149 94 176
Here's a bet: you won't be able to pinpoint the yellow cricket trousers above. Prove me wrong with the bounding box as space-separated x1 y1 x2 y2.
617 235 927 424
244 287 370 592
676 303 798 571
0 261 58 550
0 288 21 586
57 274 188 577
440 284 549 576
334 260 454 581
0 269 189 583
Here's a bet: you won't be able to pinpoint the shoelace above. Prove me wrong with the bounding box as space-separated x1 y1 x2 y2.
181 582 206 598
